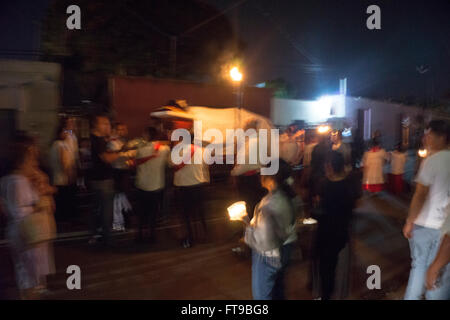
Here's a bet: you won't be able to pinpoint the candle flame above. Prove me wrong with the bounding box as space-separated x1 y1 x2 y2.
317 125 331 134
227 201 247 221
418 149 427 158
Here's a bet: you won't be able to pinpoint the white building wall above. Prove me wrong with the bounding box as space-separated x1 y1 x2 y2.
271 96 345 126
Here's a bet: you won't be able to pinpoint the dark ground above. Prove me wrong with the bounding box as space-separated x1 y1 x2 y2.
0 187 412 300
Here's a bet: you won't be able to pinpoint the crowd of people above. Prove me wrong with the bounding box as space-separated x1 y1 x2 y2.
0 112 449 301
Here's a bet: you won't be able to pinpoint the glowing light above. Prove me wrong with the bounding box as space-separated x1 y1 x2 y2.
227 201 247 221
418 149 427 158
230 67 243 82
303 218 318 225
317 125 331 134
318 95 333 107
342 128 352 137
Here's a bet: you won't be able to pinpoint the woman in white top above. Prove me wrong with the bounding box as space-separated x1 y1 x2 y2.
1 133 56 299
50 124 77 222
244 159 299 300
362 138 387 193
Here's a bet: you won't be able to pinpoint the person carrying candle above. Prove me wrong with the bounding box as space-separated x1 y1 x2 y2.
243 159 300 300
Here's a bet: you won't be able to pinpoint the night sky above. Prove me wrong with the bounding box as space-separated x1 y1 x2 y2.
1 0 450 101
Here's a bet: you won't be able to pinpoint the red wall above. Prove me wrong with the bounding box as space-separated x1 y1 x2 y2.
110 76 273 137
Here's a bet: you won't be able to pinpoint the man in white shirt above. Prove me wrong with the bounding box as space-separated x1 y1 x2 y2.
403 120 450 300
135 127 170 243
171 134 210 248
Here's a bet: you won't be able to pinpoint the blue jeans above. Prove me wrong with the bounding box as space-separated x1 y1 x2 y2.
252 244 292 300
404 225 450 300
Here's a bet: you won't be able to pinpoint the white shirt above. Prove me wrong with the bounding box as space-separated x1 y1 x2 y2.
66 132 78 160
173 145 210 187
50 140 73 186
135 142 170 191
362 148 387 185
414 150 450 230
231 135 261 176
390 151 407 175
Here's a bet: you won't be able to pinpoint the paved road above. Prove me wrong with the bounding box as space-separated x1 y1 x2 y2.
0 192 412 300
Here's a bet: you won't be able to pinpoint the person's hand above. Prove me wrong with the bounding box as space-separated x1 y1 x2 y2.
426 264 441 290
242 215 250 226
403 221 414 239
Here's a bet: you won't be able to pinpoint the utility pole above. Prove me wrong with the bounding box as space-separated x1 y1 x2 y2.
170 36 177 77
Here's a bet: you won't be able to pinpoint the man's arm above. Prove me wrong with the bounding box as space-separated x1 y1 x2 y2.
403 183 429 238
426 234 450 290
100 151 120 164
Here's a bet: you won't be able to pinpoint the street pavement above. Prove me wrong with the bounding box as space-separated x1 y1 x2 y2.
0 190 413 300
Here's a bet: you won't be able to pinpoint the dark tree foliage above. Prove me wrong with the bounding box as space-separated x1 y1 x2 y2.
264 78 297 99
41 0 243 105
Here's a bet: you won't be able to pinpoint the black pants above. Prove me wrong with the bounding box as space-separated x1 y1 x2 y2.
236 174 266 219
136 189 163 240
55 185 77 222
113 169 131 193
177 184 208 242
318 248 339 300
89 179 114 243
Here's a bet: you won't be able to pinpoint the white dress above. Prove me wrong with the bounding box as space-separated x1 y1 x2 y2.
362 148 387 192
0 174 55 290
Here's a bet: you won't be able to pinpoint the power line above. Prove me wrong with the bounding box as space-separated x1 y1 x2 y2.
181 0 250 36
251 1 320 66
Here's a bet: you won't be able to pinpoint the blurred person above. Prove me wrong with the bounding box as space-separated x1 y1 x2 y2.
280 124 303 166
231 119 266 220
0 133 56 299
299 131 319 220
171 131 210 248
108 122 135 231
310 132 331 200
134 127 170 243
308 134 334 298
50 123 77 222
403 120 450 300
78 138 92 189
331 130 351 173
388 143 407 195
350 128 365 169
61 116 80 183
88 114 119 245
230 119 267 254
244 159 299 300
361 138 387 193
425 203 450 291
315 151 357 300
64 116 79 162
303 132 318 168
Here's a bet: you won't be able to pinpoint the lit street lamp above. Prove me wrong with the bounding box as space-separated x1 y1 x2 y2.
230 67 243 82
229 66 243 128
